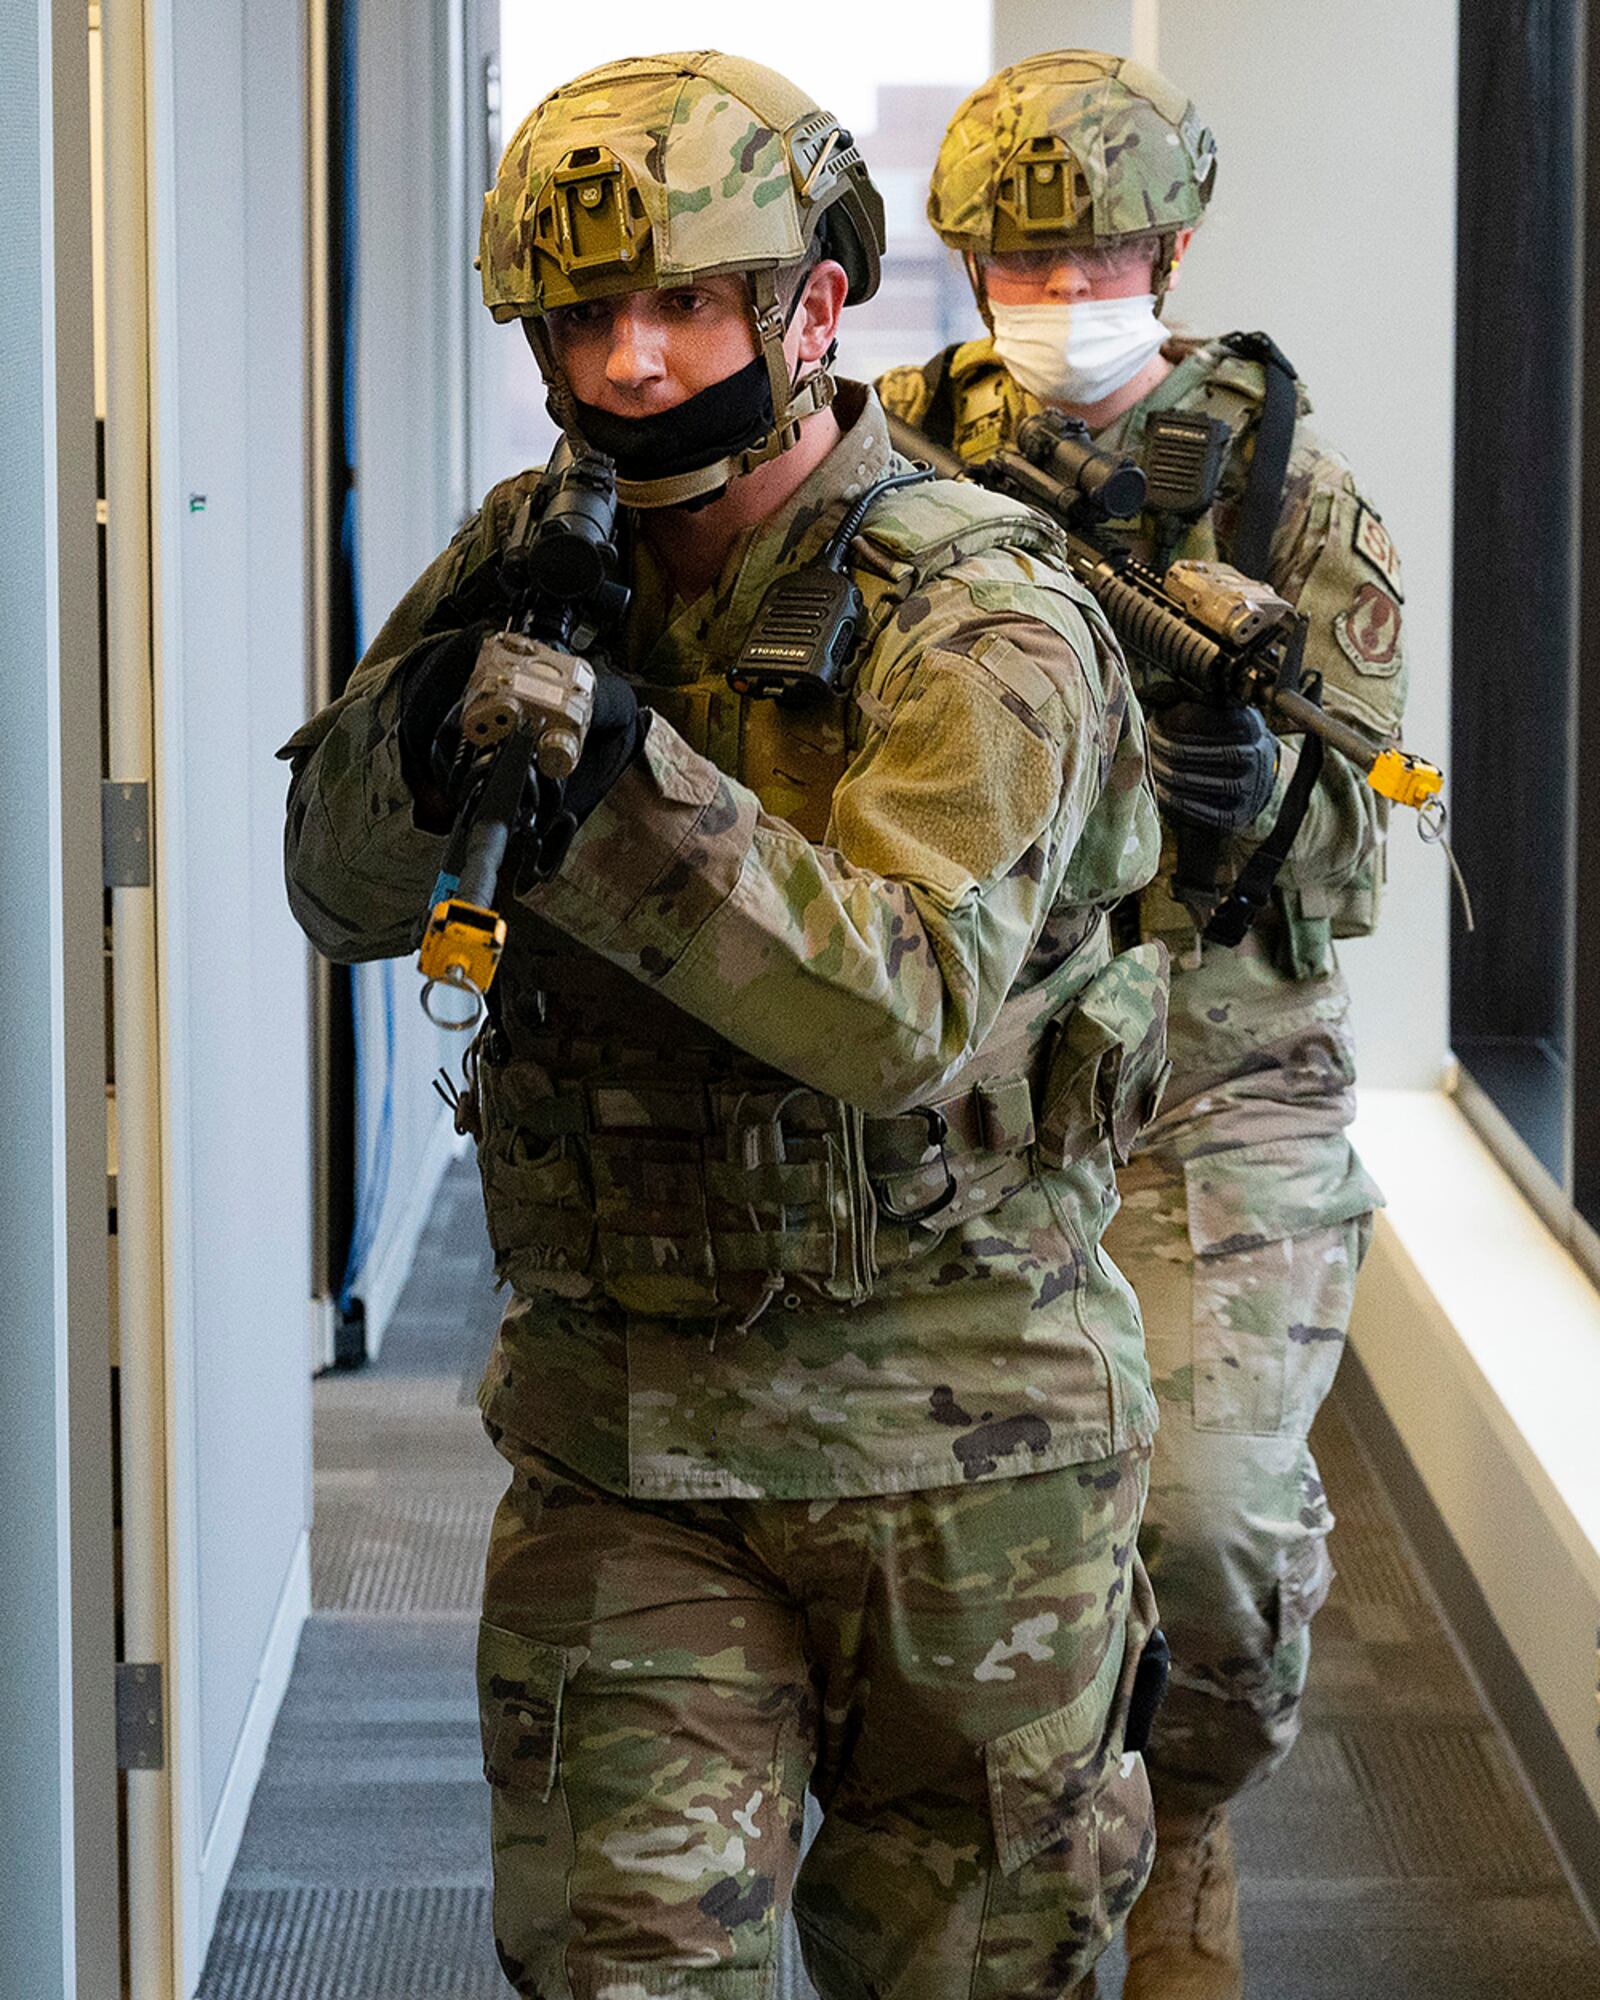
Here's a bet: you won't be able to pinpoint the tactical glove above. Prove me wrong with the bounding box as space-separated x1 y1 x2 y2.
397 625 641 856
561 669 644 828
394 625 491 817
512 669 644 884
1146 700 1279 833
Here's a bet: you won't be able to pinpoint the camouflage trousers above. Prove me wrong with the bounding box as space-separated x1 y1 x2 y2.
478 1440 1156 1999
1102 1144 1372 1816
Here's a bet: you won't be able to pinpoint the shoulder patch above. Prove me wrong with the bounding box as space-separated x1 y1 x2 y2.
1351 502 1403 599
1333 582 1402 676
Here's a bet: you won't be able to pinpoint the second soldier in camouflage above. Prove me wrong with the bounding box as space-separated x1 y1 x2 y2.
879 49 1402 2000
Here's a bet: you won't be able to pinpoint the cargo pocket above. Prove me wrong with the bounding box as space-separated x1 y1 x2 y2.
1184 1136 1380 1436
985 1621 1128 1879
478 1621 566 1802
1274 1531 1335 1651
1036 942 1171 1170
976 1601 1155 1995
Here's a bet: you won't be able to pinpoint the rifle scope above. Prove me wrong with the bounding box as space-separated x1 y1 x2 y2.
509 448 619 602
1016 414 1146 522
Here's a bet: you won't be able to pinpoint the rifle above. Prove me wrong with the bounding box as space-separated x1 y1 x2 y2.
417 446 623 1025
885 410 1448 942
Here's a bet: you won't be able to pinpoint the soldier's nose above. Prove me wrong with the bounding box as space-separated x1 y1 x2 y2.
605 306 668 391
1045 262 1093 302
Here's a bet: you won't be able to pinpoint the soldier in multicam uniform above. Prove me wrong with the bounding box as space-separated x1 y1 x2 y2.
881 50 1404 2000
282 51 1175 2000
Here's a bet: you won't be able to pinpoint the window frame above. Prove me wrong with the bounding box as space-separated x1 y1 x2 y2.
1450 0 1600 1287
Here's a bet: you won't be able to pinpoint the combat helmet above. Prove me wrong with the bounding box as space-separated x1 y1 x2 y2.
480 51 885 506
928 51 1216 306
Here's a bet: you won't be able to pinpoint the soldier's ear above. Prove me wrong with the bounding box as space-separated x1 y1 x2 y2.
1164 228 1196 291
793 259 849 363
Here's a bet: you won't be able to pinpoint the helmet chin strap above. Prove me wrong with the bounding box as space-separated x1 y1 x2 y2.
526 270 836 511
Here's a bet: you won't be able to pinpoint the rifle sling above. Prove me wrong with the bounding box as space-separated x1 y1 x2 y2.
1220 329 1297 581
1204 727 1325 948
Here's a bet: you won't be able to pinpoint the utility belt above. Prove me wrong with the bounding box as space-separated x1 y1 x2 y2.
462 933 1170 1325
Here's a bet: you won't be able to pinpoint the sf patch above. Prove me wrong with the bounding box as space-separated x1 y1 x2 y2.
1334 582 1402 675
1351 503 1403 599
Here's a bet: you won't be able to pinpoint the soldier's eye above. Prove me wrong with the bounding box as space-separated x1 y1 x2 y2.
663 290 709 316
550 301 609 335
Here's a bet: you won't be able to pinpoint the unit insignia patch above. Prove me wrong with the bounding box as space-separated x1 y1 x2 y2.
1334 582 1402 674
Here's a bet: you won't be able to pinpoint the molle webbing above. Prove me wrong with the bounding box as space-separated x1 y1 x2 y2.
467 920 1164 1324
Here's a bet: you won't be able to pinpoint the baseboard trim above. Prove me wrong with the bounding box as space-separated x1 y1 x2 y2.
196 1529 311 1948
1337 1348 1600 1936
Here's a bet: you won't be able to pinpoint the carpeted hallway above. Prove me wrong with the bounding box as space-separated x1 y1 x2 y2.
198 1158 1600 1998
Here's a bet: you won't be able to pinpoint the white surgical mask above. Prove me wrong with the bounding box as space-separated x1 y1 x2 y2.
990 295 1167 408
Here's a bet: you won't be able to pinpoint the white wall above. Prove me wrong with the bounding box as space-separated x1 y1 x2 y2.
992 0 1458 1091
150 0 315 1972
1158 2 1455 1091
994 0 1152 67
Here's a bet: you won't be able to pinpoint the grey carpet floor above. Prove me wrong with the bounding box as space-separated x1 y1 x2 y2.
199 1157 1600 1998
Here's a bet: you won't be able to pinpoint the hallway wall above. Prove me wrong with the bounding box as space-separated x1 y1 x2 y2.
150 0 316 1972
344 0 493 1352
1158 0 1456 1091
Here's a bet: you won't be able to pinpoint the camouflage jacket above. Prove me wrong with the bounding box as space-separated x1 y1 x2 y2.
281 387 1164 1500
879 336 1408 1148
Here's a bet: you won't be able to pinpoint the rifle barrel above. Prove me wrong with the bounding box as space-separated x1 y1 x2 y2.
1271 687 1381 767
452 734 533 910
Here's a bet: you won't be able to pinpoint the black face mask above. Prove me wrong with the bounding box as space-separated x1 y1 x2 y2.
561 350 776 485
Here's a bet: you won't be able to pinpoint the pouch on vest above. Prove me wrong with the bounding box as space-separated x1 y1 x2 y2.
473 1051 880 1322
1035 942 1172 1168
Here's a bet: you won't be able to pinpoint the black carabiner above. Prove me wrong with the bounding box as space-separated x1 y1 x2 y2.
873 1106 958 1224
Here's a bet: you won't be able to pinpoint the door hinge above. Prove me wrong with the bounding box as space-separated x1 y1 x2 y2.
116 1661 165 1770
102 780 152 887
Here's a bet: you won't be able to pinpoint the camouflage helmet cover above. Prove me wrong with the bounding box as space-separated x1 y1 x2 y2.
481 51 885 319
927 50 1216 258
